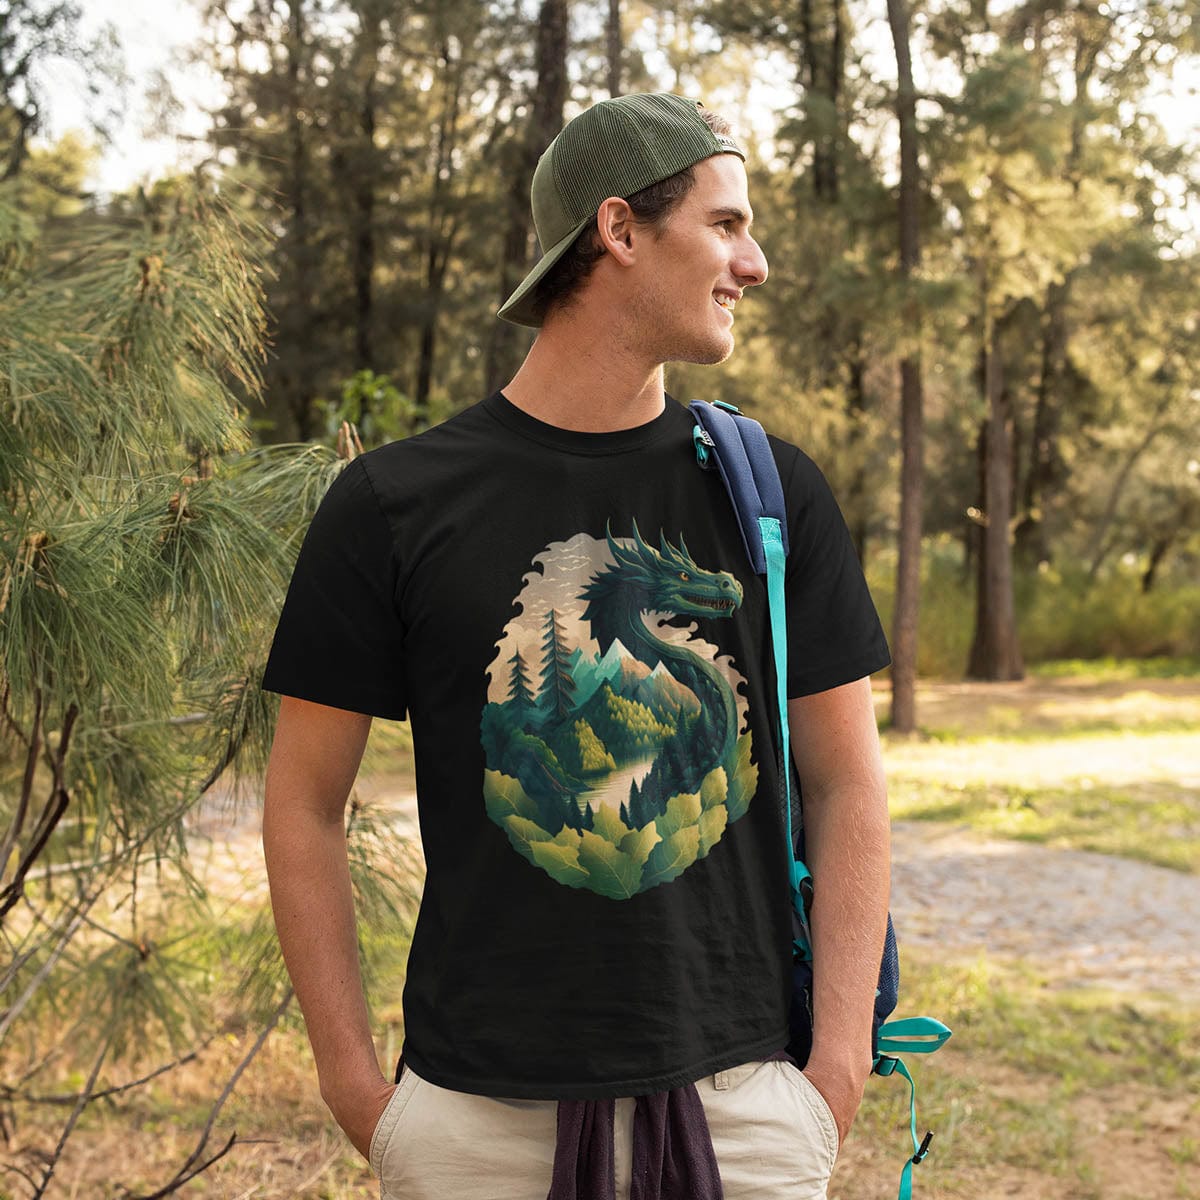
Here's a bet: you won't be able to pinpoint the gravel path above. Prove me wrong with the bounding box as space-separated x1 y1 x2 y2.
188 793 1200 1003
889 818 1200 1001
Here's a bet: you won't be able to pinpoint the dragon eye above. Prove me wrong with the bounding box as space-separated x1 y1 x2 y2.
679 572 690 581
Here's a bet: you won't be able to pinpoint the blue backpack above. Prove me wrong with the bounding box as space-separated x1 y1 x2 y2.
689 398 951 1200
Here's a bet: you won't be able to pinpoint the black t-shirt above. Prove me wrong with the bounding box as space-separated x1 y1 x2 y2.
260 388 890 1100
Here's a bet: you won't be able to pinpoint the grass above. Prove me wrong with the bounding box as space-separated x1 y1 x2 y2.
886 777 1200 873
841 954 1200 1199
1028 656 1200 681
6 671 1199 1198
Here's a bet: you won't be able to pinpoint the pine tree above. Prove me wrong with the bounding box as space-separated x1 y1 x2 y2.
506 645 535 712
0 180 417 1192
538 607 577 721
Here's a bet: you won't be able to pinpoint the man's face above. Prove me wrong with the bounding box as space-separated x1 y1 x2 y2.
624 153 769 367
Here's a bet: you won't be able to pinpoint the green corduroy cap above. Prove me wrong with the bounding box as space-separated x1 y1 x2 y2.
496 92 745 328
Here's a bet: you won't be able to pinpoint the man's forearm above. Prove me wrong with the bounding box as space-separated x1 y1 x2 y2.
803 777 891 1082
262 801 383 1102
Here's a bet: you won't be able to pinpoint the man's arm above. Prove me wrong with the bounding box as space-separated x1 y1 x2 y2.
262 694 395 1159
787 676 890 1146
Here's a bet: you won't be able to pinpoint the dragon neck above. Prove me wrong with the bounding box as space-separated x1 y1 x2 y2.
621 604 737 765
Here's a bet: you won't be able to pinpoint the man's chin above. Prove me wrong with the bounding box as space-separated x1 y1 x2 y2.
668 333 735 367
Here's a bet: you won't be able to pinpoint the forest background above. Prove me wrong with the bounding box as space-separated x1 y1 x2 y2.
1 0 1198 1196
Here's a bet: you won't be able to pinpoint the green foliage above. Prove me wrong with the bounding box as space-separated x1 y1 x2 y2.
869 538 1200 678
595 685 675 759
0 183 417 1189
315 369 418 450
571 718 616 774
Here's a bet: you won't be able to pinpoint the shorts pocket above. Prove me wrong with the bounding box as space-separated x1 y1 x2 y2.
368 1064 418 1180
781 1062 840 1170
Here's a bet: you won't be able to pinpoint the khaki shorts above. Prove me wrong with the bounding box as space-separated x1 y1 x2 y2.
369 1056 840 1199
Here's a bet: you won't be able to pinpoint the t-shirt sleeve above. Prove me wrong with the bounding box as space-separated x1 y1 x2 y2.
781 446 891 697
260 456 408 719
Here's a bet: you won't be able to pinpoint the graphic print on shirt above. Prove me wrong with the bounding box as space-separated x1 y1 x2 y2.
480 520 758 899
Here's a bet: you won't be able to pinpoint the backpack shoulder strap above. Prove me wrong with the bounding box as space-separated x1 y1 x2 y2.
687 399 789 571
688 399 812 956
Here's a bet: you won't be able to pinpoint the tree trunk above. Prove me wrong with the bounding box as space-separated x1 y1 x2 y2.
284 0 316 440
886 0 925 733
1016 273 1070 566
845 327 869 563
1141 534 1174 593
415 39 464 419
606 0 622 96
799 0 844 203
352 12 380 385
484 0 569 396
968 298 1024 681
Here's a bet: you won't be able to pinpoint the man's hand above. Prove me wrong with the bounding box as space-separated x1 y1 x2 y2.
786 678 891 1155
801 1053 869 1149
326 1074 398 1161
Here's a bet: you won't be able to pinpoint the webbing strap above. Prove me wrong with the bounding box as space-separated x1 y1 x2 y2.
760 515 811 958
881 1056 934 1200
876 1017 953 1056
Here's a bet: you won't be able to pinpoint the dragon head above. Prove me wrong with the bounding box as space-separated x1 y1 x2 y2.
581 518 743 625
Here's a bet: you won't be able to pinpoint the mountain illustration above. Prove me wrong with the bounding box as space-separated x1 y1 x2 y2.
634 661 701 723
567 637 651 709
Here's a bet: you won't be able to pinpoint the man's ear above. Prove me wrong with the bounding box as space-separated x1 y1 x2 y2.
595 197 637 266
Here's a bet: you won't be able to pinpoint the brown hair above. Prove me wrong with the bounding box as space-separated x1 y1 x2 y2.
529 106 737 325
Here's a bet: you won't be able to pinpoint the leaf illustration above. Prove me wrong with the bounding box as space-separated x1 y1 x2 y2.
529 838 589 888
577 830 643 899
656 789 702 839
696 803 728 858
641 825 701 890
699 766 728 811
619 824 661 866
483 769 541 823
504 814 555 862
725 733 758 822
591 804 633 846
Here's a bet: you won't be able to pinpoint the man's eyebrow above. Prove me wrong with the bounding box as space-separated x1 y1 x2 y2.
709 206 755 229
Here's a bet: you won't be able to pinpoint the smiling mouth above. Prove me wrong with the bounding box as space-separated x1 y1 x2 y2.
712 297 734 318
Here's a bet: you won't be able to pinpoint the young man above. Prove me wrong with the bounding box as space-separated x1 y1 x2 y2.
261 92 892 1200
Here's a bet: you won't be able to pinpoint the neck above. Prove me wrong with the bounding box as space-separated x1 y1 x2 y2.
502 307 667 432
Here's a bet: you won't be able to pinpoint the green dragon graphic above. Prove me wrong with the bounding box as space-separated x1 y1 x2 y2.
480 525 758 899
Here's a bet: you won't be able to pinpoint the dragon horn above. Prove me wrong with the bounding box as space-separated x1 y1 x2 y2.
678 530 692 563
605 517 637 568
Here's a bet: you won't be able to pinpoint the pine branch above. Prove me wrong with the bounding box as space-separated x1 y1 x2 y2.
31 1030 113 1199
122 987 294 1200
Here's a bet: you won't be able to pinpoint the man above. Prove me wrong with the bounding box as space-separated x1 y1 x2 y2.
261 92 891 1200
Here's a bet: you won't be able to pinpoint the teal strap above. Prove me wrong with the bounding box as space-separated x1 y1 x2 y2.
876 1016 953 1056
759 515 812 960
878 1055 934 1200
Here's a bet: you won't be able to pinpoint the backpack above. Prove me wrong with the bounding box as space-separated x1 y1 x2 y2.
689 398 951 1200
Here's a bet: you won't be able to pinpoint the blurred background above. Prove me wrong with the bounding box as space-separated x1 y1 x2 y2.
1 0 1197 1196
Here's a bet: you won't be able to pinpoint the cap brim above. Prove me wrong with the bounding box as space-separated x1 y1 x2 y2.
496 212 596 328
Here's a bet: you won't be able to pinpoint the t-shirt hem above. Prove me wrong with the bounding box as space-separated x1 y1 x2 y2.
787 641 892 698
401 1025 792 1100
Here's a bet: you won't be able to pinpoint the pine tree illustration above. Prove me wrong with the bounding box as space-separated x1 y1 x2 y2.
538 607 577 720
506 645 535 712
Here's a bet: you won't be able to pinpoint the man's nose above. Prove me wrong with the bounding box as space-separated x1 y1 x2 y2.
738 237 768 287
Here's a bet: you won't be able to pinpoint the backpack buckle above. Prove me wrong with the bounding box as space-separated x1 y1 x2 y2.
873 1054 899 1077
692 425 716 469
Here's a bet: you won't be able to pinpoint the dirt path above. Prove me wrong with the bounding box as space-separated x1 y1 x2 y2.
889 819 1200 1001
188 789 1200 1003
